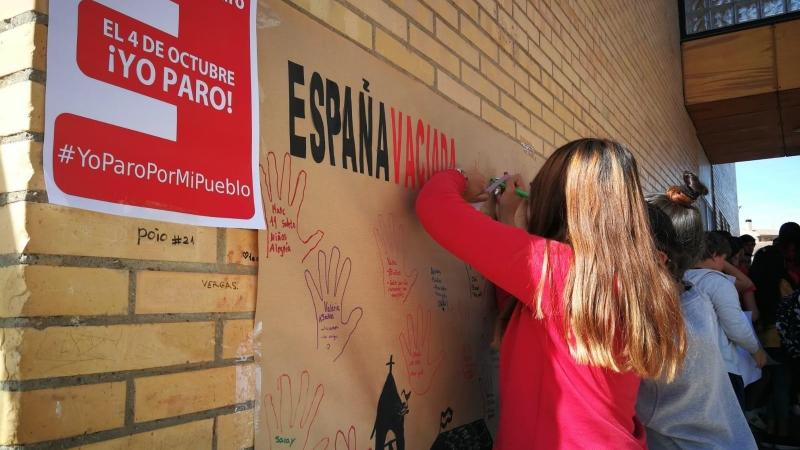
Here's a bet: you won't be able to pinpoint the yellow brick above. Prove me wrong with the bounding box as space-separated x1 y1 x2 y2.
0 0 47 19
460 14 498 61
538 34 562 68
462 64 499 104
564 124 579 141
0 81 43 135
291 0 373 49
475 0 497 17
527 40 552 75
515 123 545 156
553 99 574 128
511 2 538 45
513 46 541 82
531 115 556 144
347 0 407 40
500 92 530 126
561 56 581 89
0 265 128 317
0 140 44 193
529 77 554 108
551 65 574 96
435 18 479 67
388 0 434 31
76 420 213 450
562 92 582 118
0 23 46 78
514 82 543 117
136 272 255 314
541 106 564 134
135 365 255 422
481 101 515 136
375 29 435 86
0 202 28 254
423 0 458 27
524 3 549 38
480 55 514 94
222 319 254 360
410 25 459 76
478 8 512 55
497 7 527 51
216 410 254 450
20 203 217 263
499 50 528 86
225 228 258 266
457 0 480 22
436 70 480 115
549 31 572 64
541 71 563 102
0 383 124 445
2 322 214 380
498 0 512 14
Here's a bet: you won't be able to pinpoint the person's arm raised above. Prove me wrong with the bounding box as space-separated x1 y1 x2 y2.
416 170 552 306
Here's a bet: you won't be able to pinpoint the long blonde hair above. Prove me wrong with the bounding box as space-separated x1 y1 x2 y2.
527 139 685 381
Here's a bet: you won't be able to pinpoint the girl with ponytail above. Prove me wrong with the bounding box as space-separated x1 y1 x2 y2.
416 138 685 449
638 176 757 449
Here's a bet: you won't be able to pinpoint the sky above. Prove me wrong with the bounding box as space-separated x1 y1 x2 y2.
736 155 800 233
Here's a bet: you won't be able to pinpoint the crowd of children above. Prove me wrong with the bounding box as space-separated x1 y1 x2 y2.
415 138 800 449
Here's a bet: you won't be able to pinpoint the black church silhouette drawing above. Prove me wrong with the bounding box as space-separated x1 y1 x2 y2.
371 355 411 450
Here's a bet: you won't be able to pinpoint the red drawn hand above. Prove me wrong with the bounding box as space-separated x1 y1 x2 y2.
399 306 444 395
374 214 418 303
261 151 324 263
264 371 329 450
334 425 358 450
305 247 364 362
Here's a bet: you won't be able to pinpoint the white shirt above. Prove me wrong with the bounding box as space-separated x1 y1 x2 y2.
684 269 761 375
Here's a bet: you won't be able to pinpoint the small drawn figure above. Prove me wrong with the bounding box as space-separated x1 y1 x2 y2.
260 151 324 263
439 407 454 430
263 370 329 450
305 246 364 361
374 214 418 303
399 306 444 395
372 355 411 450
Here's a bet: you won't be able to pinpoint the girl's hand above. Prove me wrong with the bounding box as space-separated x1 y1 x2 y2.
461 168 490 203
497 174 525 225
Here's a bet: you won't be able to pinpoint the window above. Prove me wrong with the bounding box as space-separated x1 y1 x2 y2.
682 0 800 37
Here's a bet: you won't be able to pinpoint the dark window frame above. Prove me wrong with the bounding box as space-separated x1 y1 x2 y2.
679 0 800 41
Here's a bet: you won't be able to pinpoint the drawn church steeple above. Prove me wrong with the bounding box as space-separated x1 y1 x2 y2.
371 355 410 450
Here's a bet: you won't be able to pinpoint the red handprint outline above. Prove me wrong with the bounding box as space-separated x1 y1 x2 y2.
399 306 444 395
305 247 364 362
334 425 358 450
374 214 418 303
263 371 329 450
261 151 324 263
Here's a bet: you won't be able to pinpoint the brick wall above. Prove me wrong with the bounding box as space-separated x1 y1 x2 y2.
712 163 740 234
0 0 737 448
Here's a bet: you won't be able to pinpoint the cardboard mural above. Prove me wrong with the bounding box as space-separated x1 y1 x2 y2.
255 2 542 448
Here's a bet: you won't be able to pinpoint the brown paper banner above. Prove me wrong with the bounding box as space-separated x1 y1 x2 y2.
255 2 542 448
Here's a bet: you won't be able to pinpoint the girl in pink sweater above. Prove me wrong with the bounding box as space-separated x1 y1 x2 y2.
416 138 685 449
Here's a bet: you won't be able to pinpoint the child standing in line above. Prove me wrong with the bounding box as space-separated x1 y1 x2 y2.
685 231 767 409
637 183 756 449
